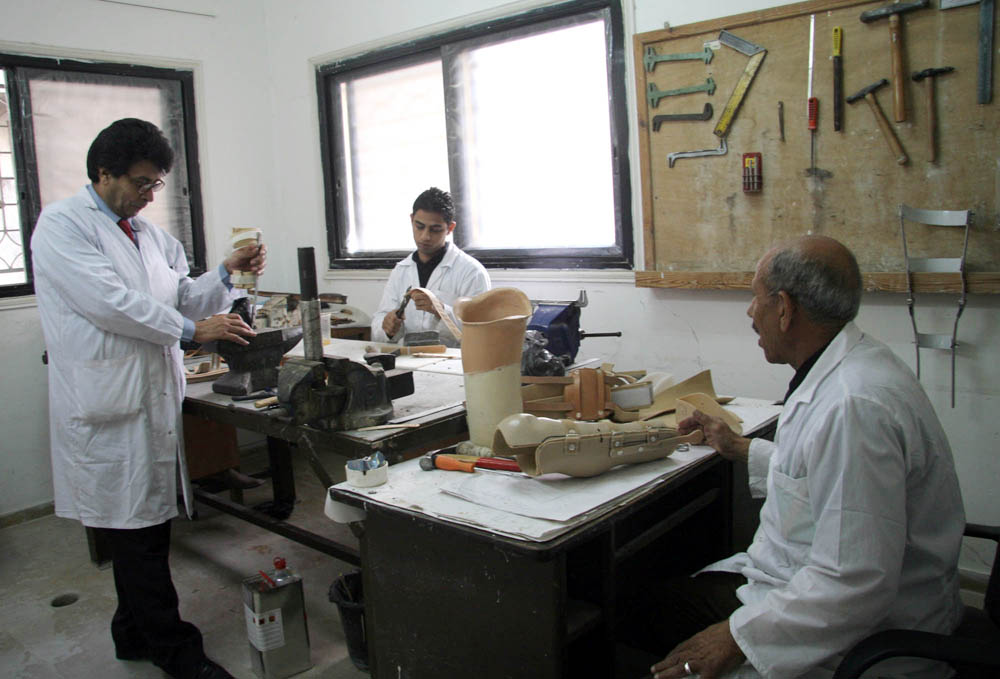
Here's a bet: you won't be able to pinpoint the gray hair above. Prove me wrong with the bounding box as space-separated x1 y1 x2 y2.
762 244 862 326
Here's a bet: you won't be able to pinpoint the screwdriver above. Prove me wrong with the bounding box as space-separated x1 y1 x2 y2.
832 26 843 131
806 14 819 175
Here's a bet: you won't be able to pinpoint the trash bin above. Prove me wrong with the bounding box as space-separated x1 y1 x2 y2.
329 570 368 671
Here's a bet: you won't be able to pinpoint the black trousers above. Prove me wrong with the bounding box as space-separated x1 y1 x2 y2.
93 520 205 678
617 571 746 677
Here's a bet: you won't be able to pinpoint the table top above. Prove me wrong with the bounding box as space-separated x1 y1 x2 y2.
182 339 470 459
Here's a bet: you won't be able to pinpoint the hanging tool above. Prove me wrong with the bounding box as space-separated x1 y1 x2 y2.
911 67 954 163
647 78 716 107
846 79 908 165
859 0 929 123
713 31 767 139
805 14 820 176
644 45 714 71
651 103 714 131
778 101 785 141
940 0 993 104
668 31 766 168
742 153 762 192
979 0 994 104
832 27 844 132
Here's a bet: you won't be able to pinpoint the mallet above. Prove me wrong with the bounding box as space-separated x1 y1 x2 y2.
912 66 954 163
860 0 929 123
846 79 908 165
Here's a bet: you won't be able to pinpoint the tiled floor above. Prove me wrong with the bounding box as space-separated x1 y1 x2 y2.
0 446 369 679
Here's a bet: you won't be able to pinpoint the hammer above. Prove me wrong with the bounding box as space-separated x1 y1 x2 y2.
846 79 908 165
860 0 929 123
912 66 954 163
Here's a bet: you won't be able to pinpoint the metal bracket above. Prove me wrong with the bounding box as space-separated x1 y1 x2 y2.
647 78 716 108
644 45 714 71
668 137 727 168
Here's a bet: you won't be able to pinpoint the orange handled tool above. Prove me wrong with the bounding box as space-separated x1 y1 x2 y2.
419 452 475 473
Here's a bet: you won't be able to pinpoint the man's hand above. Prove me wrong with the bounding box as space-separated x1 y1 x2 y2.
224 243 267 276
193 313 256 345
650 621 746 679
677 410 751 464
409 289 440 317
382 312 403 338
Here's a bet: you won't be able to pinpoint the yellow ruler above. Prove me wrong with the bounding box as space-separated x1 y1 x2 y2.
714 49 767 139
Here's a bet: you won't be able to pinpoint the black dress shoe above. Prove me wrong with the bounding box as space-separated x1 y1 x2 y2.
191 658 235 679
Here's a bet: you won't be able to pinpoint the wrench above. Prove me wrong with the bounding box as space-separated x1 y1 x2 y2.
647 78 716 108
652 103 714 131
667 138 728 168
644 45 714 72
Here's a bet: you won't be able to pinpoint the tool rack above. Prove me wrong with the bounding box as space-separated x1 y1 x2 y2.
633 0 1000 293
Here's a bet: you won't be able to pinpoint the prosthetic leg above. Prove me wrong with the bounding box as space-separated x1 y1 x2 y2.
455 288 533 450
492 413 704 477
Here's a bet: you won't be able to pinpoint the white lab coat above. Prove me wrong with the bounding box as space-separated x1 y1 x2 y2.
370 244 490 346
32 187 240 529
706 322 965 679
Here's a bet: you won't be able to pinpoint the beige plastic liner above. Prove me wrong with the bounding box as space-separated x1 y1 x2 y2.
455 287 533 448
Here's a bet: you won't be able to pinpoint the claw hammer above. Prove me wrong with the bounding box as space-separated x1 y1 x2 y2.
846 79 908 165
860 0 929 123
912 66 954 163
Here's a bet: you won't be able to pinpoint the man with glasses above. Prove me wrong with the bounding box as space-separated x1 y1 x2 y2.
31 118 263 679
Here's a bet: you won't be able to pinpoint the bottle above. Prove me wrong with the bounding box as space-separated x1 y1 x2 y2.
272 556 295 586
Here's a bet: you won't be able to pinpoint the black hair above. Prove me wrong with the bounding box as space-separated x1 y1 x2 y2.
411 187 455 224
86 118 174 182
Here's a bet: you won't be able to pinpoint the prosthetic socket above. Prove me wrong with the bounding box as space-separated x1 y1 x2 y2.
492 413 704 477
455 287 533 450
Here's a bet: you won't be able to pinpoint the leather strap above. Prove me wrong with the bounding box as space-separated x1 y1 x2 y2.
411 286 462 340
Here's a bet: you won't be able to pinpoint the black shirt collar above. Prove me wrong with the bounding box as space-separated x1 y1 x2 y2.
783 339 833 404
412 242 449 288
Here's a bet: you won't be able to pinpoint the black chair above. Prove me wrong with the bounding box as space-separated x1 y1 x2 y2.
833 524 1000 679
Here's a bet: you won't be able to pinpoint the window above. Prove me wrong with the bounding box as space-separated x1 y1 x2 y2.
0 54 205 297
318 0 632 269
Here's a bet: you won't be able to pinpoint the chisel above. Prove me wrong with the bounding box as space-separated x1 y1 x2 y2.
832 26 843 131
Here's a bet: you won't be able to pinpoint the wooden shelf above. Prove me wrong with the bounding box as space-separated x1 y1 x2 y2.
635 271 1000 293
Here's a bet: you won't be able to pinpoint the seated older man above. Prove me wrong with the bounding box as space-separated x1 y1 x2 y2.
635 236 965 679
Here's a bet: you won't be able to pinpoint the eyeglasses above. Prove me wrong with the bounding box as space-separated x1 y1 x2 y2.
127 175 166 194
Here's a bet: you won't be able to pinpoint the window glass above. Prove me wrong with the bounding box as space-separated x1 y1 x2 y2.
447 18 614 249
0 70 25 286
337 59 448 253
21 69 193 259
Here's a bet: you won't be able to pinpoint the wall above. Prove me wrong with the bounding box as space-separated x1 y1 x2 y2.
0 0 996 579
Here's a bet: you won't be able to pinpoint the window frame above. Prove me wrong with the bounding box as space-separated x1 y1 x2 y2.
316 0 632 271
0 52 206 298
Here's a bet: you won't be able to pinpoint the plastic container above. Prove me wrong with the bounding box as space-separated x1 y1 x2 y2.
328 571 368 671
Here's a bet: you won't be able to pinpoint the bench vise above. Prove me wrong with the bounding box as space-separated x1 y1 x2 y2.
527 290 621 363
277 355 413 430
276 247 414 431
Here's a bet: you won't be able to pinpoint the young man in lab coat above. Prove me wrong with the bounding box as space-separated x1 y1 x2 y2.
31 118 264 679
369 187 490 347
643 236 965 679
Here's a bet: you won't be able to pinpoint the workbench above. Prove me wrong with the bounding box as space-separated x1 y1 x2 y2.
177 340 470 566
327 397 780 678
329 448 730 678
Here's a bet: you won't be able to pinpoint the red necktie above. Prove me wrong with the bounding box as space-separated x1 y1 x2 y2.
117 218 138 247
